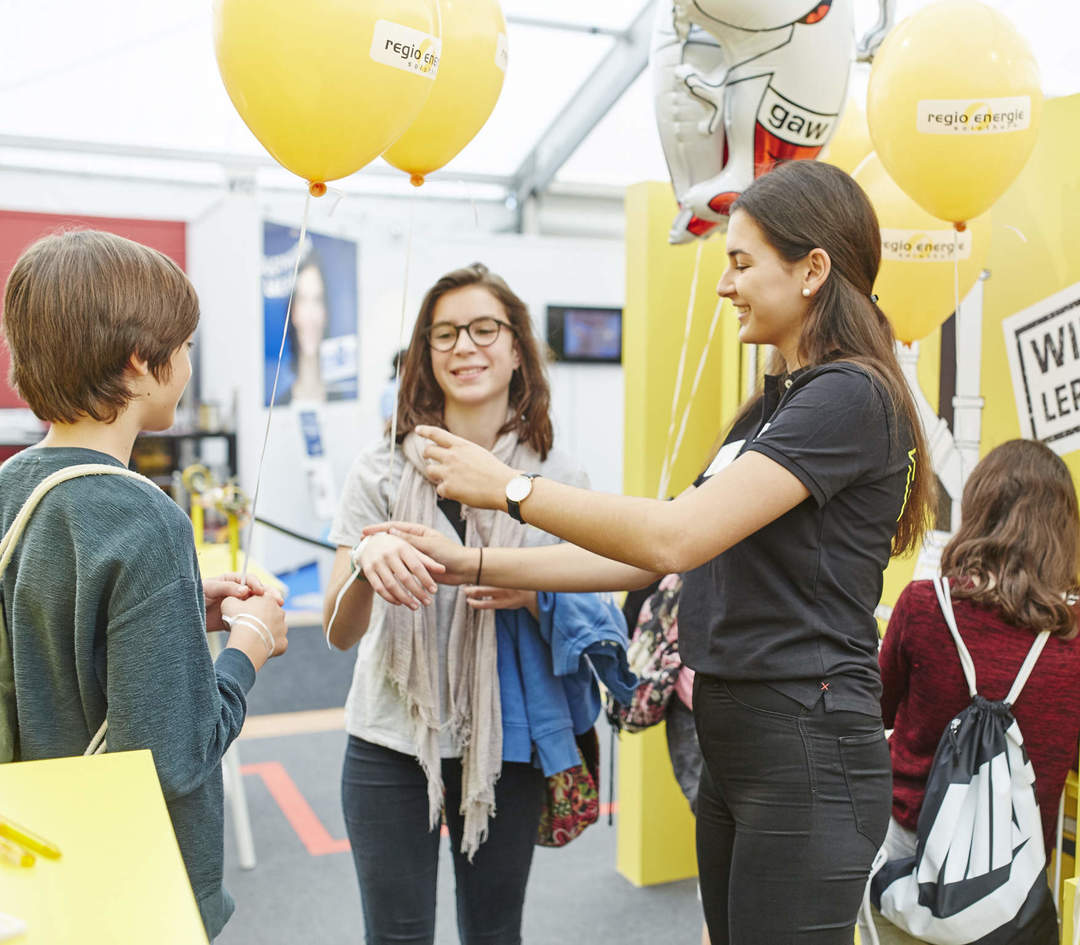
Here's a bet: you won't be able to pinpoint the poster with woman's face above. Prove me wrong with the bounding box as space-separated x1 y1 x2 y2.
262 222 359 406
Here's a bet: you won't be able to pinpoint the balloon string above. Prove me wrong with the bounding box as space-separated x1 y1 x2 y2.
746 343 759 400
387 190 417 518
241 190 312 581
664 297 725 496
658 240 705 499
953 228 960 336
461 179 480 230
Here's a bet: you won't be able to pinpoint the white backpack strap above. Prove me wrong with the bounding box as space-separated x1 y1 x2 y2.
1003 628 1051 707
0 462 155 757
933 576 978 698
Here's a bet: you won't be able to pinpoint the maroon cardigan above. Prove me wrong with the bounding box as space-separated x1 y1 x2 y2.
880 579 1080 851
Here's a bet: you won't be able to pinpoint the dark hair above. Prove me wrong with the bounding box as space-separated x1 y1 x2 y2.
393 263 554 458
942 439 1079 637
726 160 934 556
3 229 199 423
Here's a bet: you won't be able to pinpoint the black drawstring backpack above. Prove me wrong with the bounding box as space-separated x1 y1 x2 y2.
865 576 1056 945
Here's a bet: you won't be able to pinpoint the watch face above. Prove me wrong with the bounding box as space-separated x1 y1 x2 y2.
506 475 532 502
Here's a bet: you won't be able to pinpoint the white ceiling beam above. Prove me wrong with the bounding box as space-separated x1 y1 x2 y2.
0 134 511 188
508 0 653 216
504 15 631 38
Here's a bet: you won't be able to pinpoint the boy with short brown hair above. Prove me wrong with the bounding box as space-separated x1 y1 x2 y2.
0 229 287 939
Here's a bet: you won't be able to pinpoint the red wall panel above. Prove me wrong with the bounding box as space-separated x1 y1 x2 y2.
0 210 187 409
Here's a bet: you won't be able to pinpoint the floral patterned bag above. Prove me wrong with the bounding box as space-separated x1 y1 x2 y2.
536 727 600 847
605 573 683 733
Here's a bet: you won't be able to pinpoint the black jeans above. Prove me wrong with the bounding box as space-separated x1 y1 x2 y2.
341 736 546 945
693 676 892 945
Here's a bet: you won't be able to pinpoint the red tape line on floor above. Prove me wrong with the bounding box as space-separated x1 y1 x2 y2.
241 762 618 857
241 762 351 856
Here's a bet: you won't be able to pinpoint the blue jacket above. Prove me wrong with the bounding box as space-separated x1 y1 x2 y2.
497 592 636 777
538 591 638 705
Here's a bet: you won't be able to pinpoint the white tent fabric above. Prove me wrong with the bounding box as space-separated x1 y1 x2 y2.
0 0 1075 200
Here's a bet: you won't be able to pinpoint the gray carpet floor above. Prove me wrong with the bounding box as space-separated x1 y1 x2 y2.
215 625 704 945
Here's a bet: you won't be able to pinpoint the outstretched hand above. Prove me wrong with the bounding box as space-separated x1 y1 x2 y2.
362 523 537 615
353 531 444 611
362 521 478 588
416 425 516 511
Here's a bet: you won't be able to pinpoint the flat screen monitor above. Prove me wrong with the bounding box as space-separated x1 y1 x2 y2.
546 305 622 363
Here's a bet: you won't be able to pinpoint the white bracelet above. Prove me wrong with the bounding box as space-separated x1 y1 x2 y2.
223 614 274 659
349 536 372 577
230 612 270 635
231 618 274 660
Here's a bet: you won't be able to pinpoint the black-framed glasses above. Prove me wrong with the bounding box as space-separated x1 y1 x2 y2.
425 317 514 352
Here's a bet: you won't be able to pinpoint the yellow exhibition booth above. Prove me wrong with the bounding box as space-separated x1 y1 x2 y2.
616 91 1080 940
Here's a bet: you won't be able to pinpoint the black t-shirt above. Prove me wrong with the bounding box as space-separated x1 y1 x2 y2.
437 497 467 543
679 362 915 715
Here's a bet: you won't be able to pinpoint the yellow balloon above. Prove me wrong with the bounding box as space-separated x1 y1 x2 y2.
821 98 872 175
383 0 508 184
855 152 990 343
213 0 439 190
867 0 1041 225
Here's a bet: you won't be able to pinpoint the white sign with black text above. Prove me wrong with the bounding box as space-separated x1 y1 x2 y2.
1002 281 1080 456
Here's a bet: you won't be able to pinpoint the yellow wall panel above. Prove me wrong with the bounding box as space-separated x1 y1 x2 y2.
618 181 744 885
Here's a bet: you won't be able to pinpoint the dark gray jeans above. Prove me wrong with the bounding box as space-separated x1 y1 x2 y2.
341 736 545 945
693 676 892 945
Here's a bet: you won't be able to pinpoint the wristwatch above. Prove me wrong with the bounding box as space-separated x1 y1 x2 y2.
505 473 541 523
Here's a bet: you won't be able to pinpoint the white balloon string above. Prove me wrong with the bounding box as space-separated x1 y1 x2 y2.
953 228 960 333
1002 223 1028 244
658 240 705 499
241 190 312 581
325 186 347 217
662 298 725 499
461 179 480 229
746 343 759 400
387 190 417 518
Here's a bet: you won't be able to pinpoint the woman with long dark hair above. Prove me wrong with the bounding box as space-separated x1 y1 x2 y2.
865 439 1080 944
364 160 937 943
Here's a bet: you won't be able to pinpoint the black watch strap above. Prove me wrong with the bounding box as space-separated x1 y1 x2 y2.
506 473 541 523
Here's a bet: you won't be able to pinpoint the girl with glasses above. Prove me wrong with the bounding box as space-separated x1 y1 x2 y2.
322 263 623 945
364 161 938 944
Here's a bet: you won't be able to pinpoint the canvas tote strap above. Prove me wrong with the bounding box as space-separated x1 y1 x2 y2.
933 575 1050 706
0 463 155 756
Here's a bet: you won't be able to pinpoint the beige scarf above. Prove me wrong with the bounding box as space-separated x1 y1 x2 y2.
381 429 537 859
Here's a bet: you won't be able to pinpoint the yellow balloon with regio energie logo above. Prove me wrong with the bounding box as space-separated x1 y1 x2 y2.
213 0 439 194
382 0 509 185
854 152 990 344
866 0 1041 226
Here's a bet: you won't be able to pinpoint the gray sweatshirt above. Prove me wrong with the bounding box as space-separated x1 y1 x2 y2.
0 447 255 940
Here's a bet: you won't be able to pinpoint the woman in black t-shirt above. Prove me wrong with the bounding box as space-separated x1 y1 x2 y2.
361 161 935 945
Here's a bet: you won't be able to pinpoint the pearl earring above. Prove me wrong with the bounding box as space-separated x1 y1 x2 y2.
801 288 811 297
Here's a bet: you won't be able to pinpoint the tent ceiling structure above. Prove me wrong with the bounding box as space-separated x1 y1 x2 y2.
0 0 1076 228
